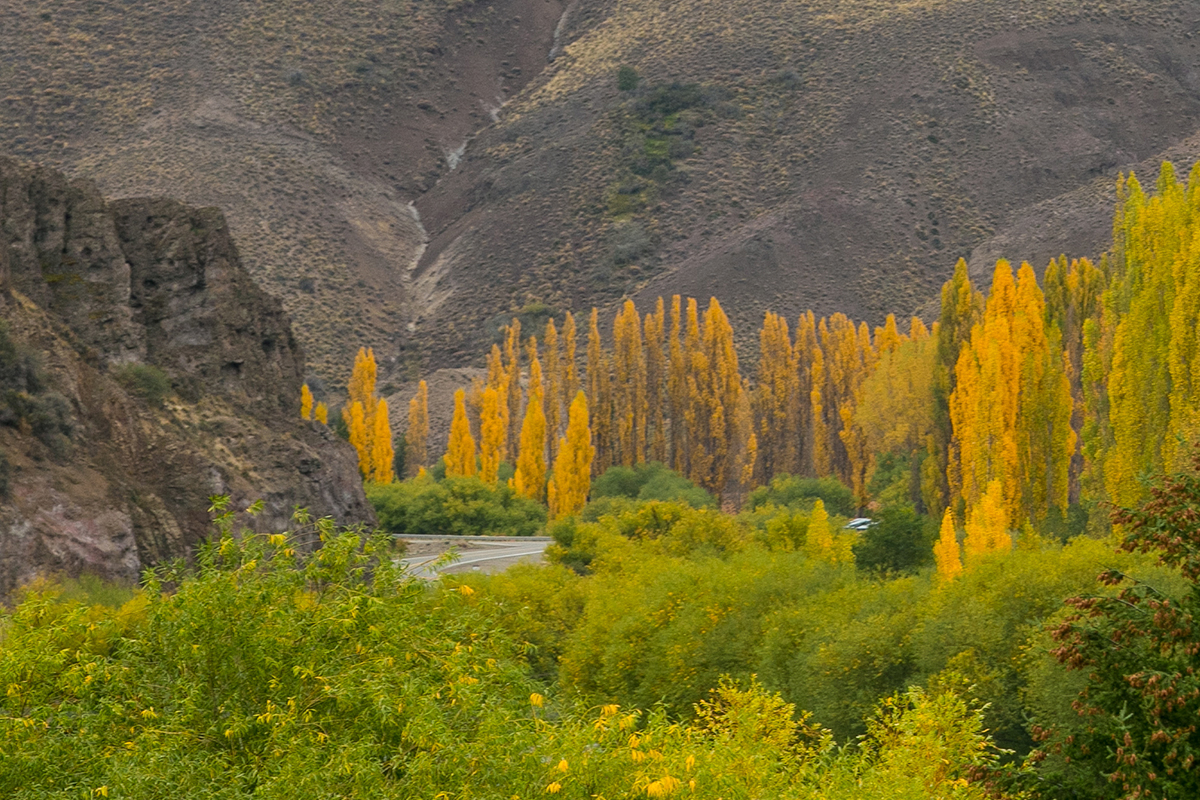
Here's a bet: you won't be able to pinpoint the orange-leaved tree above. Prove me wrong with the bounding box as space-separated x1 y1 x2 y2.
445 388 477 478
371 398 394 484
548 391 594 519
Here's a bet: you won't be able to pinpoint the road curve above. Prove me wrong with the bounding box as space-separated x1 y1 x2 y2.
398 535 552 579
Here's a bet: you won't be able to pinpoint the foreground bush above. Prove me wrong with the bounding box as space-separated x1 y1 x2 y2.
0 503 1014 799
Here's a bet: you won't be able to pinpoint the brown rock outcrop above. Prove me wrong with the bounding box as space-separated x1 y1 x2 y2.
0 155 374 596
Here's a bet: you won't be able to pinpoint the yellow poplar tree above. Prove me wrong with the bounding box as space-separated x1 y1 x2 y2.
479 386 505 484
933 509 962 582
344 347 381 476
300 384 314 420
810 346 830 477
371 399 395 483
612 299 647 466
805 498 833 561
314 402 328 425
562 311 579 420
548 392 594 518
962 479 1010 564
406 380 429 477
484 344 509 463
347 401 369 479
544 319 562 464
756 311 800 481
445 388 477 478
644 298 668 464
513 344 547 501
668 296 688 473
502 320 523 456
795 311 818 476
587 308 613 474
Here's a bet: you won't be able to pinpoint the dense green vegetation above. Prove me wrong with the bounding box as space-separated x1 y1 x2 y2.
6 453 1200 797
3 503 1013 799
367 474 546 537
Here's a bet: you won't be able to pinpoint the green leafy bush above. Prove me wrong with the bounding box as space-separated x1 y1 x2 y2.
852 505 935 575
112 363 172 407
591 461 715 508
367 474 546 536
746 473 855 516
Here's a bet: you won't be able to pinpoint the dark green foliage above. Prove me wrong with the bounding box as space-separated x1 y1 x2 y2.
852 505 935 575
746 474 855 516
367 475 546 536
616 64 640 91
112 363 172 407
591 461 715 508
1028 454 1200 799
0 447 10 499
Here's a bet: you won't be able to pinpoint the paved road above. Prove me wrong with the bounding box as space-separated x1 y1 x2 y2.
398 535 552 579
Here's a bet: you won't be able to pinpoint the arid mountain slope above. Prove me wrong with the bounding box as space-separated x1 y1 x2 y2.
1 0 565 385
0 157 372 596
6 0 1200 387
414 0 1200 362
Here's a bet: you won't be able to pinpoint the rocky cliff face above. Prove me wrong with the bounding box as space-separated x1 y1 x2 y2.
0 155 374 596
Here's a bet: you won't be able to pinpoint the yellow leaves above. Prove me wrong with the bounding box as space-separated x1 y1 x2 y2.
370 398 395 484
530 692 545 708
548 392 594 519
685 754 696 771
445 389 478 478
139 707 158 720
268 533 287 547
457 584 476 597
314 401 328 425
645 776 681 797
557 759 569 772
300 383 314 420
93 788 108 798
545 781 562 794
406 380 429 476
933 508 962 582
